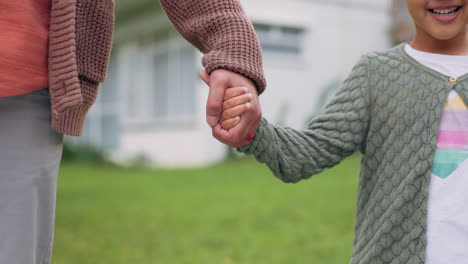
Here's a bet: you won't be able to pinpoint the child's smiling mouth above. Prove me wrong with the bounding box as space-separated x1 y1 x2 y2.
427 5 463 23
428 6 462 15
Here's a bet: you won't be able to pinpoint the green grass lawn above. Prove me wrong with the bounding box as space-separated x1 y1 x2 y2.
53 155 361 264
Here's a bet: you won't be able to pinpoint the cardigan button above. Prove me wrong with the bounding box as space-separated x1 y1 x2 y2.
449 77 458 83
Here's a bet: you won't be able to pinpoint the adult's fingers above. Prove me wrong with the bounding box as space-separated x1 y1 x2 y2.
225 101 261 147
231 118 253 146
214 119 247 148
213 114 259 148
223 93 253 110
232 121 258 147
208 69 262 147
212 123 232 145
206 78 226 127
221 116 241 130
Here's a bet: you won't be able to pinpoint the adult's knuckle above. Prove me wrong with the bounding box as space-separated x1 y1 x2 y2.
213 70 229 81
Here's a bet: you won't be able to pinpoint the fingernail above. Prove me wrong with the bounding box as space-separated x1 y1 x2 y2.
245 102 251 108
235 116 241 121
207 116 218 127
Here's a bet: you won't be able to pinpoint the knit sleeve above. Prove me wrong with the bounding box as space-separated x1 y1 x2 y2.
159 0 266 94
238 57 371 183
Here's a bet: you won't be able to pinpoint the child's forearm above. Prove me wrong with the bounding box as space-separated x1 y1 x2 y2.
239 58 371 183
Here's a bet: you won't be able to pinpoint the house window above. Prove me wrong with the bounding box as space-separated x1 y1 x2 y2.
254 23 305 58
121 37 197 126
67 53 121 150
152 42 196 122
153 52 169 119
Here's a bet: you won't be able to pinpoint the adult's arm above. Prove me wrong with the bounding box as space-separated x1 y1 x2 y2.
159 0 266 94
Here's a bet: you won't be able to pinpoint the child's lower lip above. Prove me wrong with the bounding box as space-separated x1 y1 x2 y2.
429 8 461 23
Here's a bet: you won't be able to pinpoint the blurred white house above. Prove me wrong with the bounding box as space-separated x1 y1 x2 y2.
69 0 395 167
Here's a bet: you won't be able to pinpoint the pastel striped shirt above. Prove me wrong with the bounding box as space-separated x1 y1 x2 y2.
405 44 468 264
432 91 468 178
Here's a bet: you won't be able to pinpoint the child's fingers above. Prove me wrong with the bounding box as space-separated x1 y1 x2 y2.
224 87 249 100
221 102 252 121
223 93 253 110
221 116 241 130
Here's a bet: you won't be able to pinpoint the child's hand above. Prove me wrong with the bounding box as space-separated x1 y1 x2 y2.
220 87 253 130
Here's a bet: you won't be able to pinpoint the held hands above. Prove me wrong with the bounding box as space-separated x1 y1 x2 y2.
200 69 262 148
221 87 253 129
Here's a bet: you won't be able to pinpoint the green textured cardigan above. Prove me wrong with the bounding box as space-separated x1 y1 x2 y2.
239 44 468 264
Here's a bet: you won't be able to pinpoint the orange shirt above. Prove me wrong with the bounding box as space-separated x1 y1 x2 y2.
0 0 51 97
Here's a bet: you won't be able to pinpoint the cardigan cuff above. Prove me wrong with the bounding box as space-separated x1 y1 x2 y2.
51 103 93 136
237 118 270 155
203 56 267 95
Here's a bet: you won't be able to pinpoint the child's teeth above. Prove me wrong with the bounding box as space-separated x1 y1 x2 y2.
432 7 458 14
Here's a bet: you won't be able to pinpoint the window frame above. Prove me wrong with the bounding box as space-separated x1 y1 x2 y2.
253 22 306 62
120 36 198 129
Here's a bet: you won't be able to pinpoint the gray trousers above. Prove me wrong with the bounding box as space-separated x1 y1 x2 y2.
0 89 63 264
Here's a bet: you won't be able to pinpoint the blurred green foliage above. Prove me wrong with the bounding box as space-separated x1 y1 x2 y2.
53 155 360 263
61 143 110 164
115 0 163 26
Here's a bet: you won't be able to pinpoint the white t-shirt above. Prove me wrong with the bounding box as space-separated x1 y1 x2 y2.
405 44 468 264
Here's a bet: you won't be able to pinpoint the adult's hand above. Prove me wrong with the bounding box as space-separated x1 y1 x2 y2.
200 69 262 148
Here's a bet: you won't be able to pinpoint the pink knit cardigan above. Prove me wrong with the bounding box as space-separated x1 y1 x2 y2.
51 0 265 136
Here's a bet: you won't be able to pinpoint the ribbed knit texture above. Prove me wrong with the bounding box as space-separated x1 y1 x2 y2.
50 0 265 136
238 44 468 264
49 0 114 136
160 0 266 94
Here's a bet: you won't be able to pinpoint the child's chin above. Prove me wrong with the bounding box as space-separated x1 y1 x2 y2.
429 27 465 40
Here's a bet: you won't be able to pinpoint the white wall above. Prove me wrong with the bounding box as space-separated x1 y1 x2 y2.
111 79 227 168
243 0 391 129
105 0 391 167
